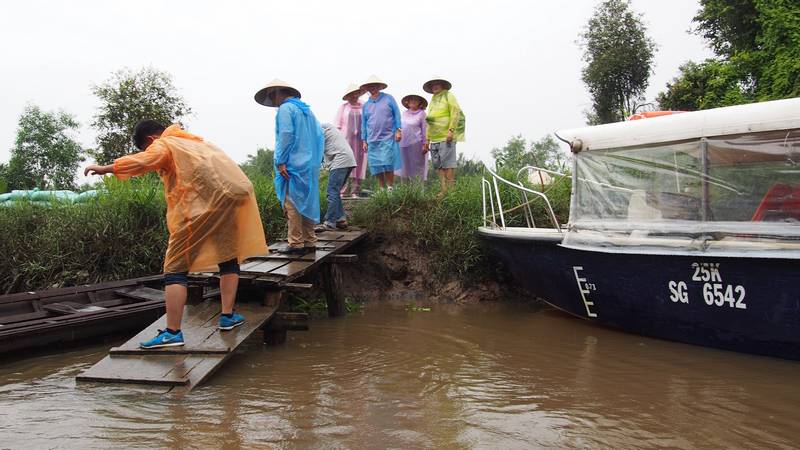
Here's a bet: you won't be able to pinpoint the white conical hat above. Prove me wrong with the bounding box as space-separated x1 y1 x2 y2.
401 94 428 110
423 77 452 94
342 83 363 101
254 79 301 107
360 75 388 90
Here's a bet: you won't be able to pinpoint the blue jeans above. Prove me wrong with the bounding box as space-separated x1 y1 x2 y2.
324 167 352 226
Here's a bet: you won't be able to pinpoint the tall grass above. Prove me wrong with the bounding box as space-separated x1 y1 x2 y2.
0 176 168 293
0 173 291 294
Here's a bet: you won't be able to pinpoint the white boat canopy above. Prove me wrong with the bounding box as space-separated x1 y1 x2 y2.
556 97 800 152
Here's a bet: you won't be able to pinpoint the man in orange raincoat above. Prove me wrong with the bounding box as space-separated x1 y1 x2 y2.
84 120 268 349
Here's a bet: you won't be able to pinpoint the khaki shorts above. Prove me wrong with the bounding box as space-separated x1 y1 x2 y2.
429 141 457 170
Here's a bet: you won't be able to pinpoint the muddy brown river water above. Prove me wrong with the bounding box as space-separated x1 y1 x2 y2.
1 302 798 449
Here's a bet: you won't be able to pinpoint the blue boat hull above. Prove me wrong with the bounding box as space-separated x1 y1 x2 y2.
479 230 800 360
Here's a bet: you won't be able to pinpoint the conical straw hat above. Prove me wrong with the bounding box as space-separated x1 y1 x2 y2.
254 79 302 107
423 77 452 94
401 94 428 110
342 83 363 101
360 75 388 91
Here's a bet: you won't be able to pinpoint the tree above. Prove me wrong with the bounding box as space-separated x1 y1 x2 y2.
492 135 568 172
492 136 529 169
456 153 484 176
657 60 750 110
240 147 274 178
579 0 657 124
5 105 84 190
0 163 8 193
693 0 760 58
91 67 191 164
658 0 800 111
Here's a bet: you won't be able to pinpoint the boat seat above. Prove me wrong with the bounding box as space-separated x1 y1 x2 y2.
42 302 106 315
752 183 800 222
0 310 50 325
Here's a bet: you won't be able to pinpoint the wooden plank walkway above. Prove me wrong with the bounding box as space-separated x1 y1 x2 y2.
76 302 277 391
76 228 367 392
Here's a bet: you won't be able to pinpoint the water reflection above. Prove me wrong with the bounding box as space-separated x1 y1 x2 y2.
1 303 799 448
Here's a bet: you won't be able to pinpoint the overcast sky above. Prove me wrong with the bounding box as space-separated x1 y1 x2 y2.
0 0 712 183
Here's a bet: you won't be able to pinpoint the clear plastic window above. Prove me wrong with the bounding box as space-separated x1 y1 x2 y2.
566 129 800 256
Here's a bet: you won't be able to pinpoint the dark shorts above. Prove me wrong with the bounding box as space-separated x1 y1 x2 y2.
429 141 457 170
164 258 240 286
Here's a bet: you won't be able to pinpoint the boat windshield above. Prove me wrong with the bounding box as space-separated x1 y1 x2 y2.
565 129 800 257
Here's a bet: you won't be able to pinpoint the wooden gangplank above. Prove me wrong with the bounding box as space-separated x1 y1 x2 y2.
234 229 367 286
76 301 277 392
76 228 367 392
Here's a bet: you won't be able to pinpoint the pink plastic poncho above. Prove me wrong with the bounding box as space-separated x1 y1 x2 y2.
334 102 366 179
396 109 428 180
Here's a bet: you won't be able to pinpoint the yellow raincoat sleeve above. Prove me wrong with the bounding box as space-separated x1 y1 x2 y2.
112 140 172 180
445 92 462 131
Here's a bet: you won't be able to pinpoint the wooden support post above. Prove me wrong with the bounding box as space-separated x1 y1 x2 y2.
187 283 204 305
263 328 287 346
321 263 345 317
263 289 285 307
262 312 309 346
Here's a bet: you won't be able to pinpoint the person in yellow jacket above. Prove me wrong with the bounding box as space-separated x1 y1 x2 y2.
84 120 268 349
423 77 465 197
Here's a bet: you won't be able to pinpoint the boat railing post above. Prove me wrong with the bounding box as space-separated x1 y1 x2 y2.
700 138 709 222
492 175 506 229
482 178 498 228
482 177 487 226
515 167 534 228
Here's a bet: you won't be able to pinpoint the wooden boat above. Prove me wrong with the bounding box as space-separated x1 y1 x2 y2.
479 98 800 360
0 276 170 355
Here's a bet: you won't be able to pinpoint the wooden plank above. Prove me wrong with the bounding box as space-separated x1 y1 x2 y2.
252 275 284 285
78 354 194 386
77 302 278 390
329 254 358 263
282 282 314 289
110 347 229 355
94 302 276 354
313 231 345 241
114 287 166 302
240 260 289 274
113 301 220 351
269 260 315 277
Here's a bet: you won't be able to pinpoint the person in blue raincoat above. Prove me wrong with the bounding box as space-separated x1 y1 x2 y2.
255 79 324 256
360 75 403 191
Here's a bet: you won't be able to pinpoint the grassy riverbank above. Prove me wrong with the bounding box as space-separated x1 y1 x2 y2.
0 171 570 294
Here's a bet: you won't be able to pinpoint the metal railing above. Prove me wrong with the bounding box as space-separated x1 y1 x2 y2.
481 165 563 231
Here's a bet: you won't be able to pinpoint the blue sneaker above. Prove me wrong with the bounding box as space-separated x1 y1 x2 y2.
139 329 184 349
219 312 245 331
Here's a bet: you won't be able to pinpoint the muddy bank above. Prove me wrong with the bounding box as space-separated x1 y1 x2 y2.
311 231 537 305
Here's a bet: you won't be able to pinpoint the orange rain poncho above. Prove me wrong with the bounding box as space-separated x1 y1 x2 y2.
112 125 268 274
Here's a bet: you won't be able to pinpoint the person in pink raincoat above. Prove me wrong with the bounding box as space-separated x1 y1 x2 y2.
334 84 366 197
396 94 429 182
